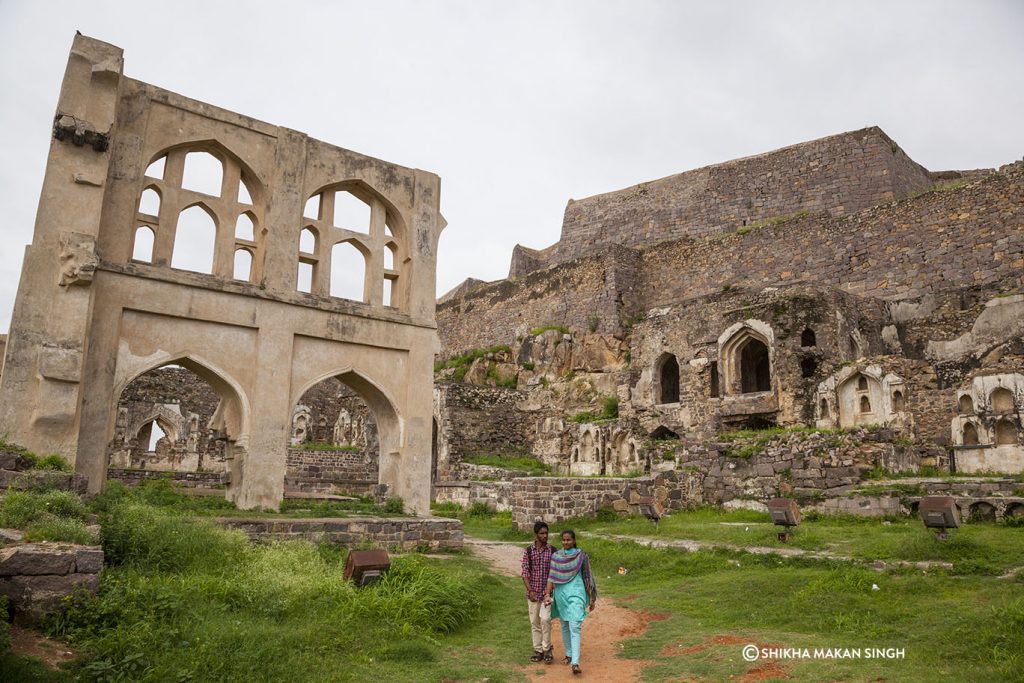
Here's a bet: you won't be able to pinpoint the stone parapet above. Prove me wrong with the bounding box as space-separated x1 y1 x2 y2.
217 516 464 551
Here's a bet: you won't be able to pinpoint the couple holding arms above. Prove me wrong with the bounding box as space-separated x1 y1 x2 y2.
520 521 598 676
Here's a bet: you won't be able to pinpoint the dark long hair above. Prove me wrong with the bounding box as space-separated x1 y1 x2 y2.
560 529 577 548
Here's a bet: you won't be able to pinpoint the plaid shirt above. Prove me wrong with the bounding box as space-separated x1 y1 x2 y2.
521 543 555 600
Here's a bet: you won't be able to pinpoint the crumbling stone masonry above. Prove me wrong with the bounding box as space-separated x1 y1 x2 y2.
0 35 446 512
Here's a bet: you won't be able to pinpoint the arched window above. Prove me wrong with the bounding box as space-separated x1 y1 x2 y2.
892 390 906 412
819 398 830 419
299 228 317 255
959 394 975 414
962 422 979 446
180 151 224 196
991 388 1015 413
233 249 252 281
709 361 720 398
656 354 680 404
857 375 868 391
384 242 397 271
383 278 394 307
330 241 366 301
235 213 255 241
171 206 217 274
800 328 816 347
860 396 872 413
333 191 371 233
740 339 771 393
238 179 254 206
801 357 818 378
136 146 264 278
132 226 155 263
139 187 161 217
304 194 321 220
995 419 1017 446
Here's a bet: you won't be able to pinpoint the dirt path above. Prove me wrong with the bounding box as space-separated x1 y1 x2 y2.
465 537 656 683
9 624 79 669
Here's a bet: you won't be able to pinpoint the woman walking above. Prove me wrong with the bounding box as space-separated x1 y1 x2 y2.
544 530 597 675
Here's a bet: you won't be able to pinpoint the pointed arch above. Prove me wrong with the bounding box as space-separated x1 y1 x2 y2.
719 320 774 396
654 352 680 404
171 204 218 274
991 387 1015 413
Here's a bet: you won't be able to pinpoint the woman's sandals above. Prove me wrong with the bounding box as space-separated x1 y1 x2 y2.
572 663 582 675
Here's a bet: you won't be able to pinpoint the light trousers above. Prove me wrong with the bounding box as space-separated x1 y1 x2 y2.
528 599 552 652
560 619 582 665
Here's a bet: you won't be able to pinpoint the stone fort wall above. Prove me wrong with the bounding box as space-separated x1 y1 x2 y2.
511 127 933 274
438 161 1023 355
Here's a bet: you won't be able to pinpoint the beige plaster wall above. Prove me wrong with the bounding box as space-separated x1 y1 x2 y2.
0 35 445 512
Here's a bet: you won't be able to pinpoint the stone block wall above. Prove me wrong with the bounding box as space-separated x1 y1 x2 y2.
433 480 514 511
285 448 377 482
106 468 229 488
434 383 531 479
437 244 641 354
0 542 103 622
542 127 933 270
218 517 464 551
639 162 1023 306
510 470 703 529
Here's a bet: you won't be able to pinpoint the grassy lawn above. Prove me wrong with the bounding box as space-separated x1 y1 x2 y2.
1 484 533 682
585 537 1023 682
456 506 1024 576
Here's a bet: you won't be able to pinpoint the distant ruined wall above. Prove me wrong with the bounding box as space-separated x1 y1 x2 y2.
640 163 1023 306
437 245 641 354
434 383 530 479
531 127 932 272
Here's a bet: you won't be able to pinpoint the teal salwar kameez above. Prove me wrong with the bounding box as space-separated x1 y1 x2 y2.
547 548 596 667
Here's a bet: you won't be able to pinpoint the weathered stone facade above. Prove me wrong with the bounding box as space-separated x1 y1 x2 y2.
0 35 446 513
513 127 934 274
433 127 1023 516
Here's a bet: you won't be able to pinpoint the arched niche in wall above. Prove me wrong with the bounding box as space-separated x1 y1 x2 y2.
718 321 774 396
654 352 680 405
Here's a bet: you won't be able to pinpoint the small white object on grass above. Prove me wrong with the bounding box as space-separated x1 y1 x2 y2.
871 583 880 591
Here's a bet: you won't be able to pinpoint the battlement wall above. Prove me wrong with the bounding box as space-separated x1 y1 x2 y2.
640 161 1024 306
440 162 1023 355
518 127 933 274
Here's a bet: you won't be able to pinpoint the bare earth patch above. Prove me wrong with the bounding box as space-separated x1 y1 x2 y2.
9 624 79 669
465 537 662 683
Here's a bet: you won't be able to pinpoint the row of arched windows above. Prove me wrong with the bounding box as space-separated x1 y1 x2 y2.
130 149 404 310
655 329 773 405
962 419 1019 446
959 388 1016 415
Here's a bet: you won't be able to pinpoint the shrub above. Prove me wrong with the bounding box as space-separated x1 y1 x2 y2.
0 489 88 529
383 497 405 514
99 502 250 572
23 516 98 545
35 453 72 471
601 395 619 420
465 501 495 519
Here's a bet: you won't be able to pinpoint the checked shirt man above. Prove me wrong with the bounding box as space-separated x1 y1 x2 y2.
521 520 556 663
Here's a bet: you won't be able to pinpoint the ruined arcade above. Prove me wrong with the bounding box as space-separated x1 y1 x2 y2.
0 35 446 512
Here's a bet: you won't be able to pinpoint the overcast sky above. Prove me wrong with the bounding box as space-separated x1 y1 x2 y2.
0 1 1021 331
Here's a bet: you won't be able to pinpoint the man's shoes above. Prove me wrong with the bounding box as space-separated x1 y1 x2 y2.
529 651 544 662
543 647 554 664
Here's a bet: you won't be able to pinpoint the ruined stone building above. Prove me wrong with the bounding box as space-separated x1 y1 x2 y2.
431 126 1024 515
0 35 446 512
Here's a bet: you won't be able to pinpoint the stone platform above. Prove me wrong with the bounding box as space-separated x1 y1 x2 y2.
217 516 464 551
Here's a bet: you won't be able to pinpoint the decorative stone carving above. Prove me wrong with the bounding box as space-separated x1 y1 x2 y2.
57 232 98 287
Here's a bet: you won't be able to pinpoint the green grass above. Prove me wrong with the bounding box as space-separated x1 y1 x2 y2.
0 437 72 471
463 506 1024 575
583 536 1024 682
32 493 532 683
88 479 403 519
0 489 98 544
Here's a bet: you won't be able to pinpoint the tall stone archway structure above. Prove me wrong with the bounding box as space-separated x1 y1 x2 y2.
0 35 446 512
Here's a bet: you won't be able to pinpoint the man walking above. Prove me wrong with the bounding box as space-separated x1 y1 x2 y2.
521 520 555 664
